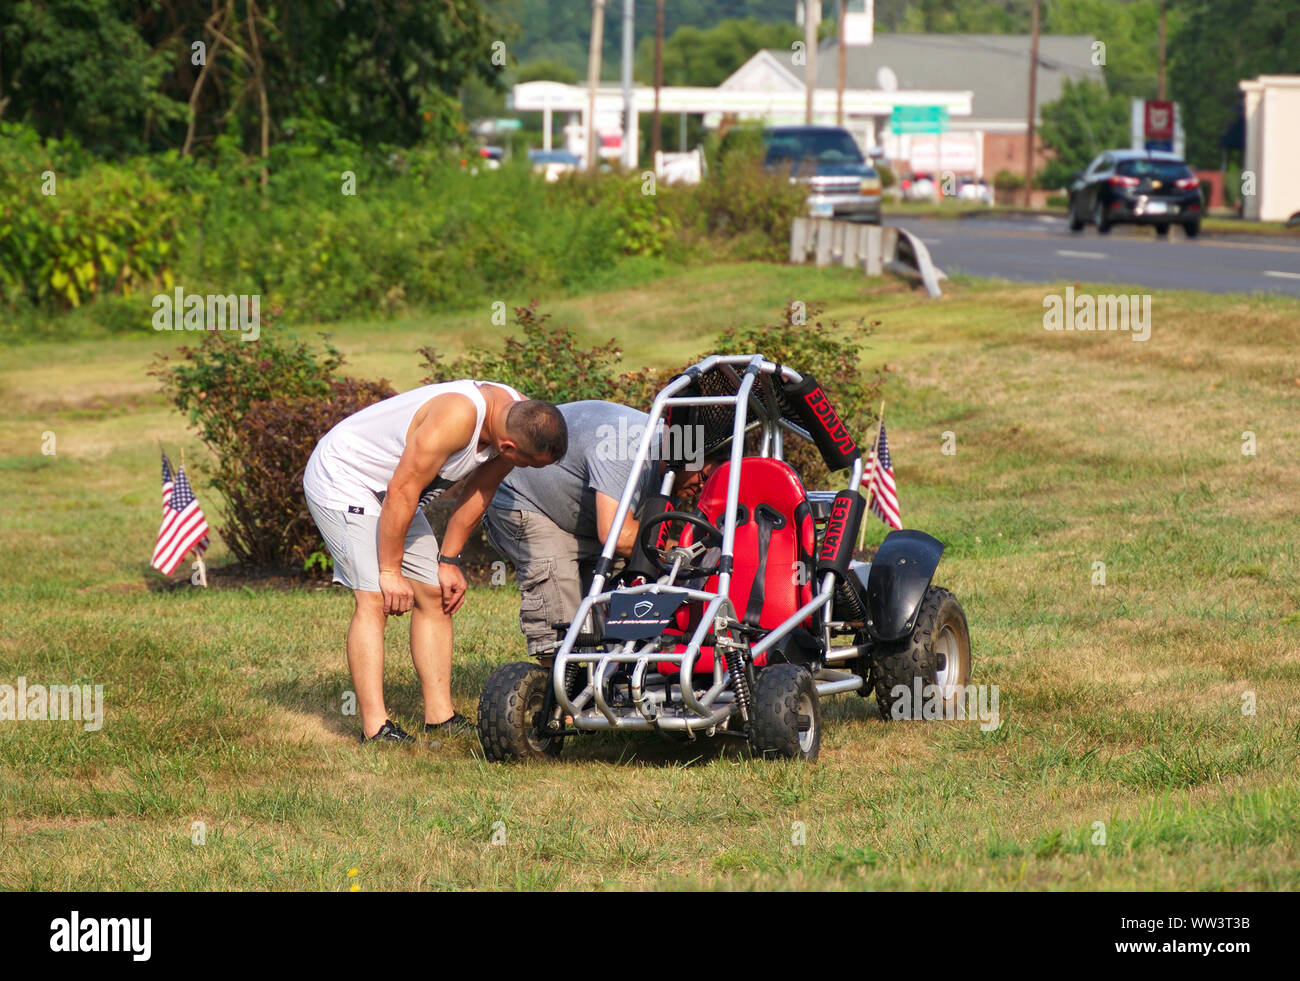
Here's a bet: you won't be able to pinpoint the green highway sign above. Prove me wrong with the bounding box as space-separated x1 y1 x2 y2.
890 105 948 134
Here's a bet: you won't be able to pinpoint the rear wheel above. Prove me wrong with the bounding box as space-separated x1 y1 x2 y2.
750 664 821 761
1067 197 1085 232
478 662 563 762
871 587 972 721
1155 223 1170 238
1184 220 1201 239
1093 200 1112 234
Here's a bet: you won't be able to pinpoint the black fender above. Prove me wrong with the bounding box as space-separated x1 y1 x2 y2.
864 529 945 642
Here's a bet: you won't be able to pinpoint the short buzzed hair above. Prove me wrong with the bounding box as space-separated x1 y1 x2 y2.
506 399 568 461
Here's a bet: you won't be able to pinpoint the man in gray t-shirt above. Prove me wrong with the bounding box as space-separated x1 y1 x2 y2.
484 400 660 656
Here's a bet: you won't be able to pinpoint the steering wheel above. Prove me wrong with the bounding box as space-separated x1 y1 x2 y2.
637 511 724 578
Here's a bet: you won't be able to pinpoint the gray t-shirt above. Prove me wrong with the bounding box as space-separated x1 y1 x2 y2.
492 401 657 540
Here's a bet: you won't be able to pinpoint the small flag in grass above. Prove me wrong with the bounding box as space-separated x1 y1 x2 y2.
151 451 209 575
867 423 901 530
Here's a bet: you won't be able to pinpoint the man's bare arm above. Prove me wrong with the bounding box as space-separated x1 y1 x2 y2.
441 453 517 558
595 491 639 557
434 452 517 616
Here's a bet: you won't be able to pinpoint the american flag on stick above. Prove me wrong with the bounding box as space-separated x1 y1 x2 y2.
866 422 901 530
151 451 210 576
858 407 901 549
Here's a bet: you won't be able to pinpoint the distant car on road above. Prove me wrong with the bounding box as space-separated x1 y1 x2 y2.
901 172 938 202
957 177 994 205
528 149 581 183
763 125 882 223
1067 150 1203 238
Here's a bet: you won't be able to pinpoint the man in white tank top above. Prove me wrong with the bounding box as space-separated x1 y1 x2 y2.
303 380 567 743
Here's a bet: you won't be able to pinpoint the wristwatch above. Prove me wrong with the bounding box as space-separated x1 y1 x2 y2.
437 553 463 567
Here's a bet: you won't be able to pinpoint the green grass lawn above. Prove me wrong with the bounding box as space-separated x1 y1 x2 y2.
1 263 1298 890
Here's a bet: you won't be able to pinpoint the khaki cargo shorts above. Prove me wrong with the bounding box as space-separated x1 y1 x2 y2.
483 507 604 656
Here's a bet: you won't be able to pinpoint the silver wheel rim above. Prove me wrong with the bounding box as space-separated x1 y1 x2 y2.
524 686 551 752
797 692 816 754
934 624 962 698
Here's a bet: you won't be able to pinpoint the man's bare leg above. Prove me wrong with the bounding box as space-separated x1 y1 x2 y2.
411 579 455 725
349 590 389 738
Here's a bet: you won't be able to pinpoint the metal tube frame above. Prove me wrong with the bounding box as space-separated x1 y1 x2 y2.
552 354 867 732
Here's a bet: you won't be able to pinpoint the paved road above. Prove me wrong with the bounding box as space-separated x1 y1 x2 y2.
888 214 1300 297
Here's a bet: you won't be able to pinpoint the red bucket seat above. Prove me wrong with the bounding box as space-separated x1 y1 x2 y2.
659 458 816 674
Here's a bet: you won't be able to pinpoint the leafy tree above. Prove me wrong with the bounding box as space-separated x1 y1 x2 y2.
634 17 800 87
893 0 1025 32
1168 0 1300 168
1 0 507 157
1044 0 1180 99
264 0 505 148
514 57 581 85
1036 77 1129 186
0 0 185 157
502 0 796 79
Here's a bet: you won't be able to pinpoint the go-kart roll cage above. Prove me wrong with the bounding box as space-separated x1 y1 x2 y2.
552 354 867 733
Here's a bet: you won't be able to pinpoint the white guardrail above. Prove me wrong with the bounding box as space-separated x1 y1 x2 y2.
789 218 947 298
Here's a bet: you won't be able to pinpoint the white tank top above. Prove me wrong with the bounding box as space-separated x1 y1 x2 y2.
303 379 524 514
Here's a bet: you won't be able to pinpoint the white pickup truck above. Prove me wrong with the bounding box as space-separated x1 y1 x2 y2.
763 125 883 223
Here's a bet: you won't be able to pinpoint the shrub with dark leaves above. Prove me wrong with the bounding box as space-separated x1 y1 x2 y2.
240 377 397 570
154 331 394 569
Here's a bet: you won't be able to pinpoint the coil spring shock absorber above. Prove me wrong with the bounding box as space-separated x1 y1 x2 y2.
833 576 868 623
723 642 753 723
564 660 585 700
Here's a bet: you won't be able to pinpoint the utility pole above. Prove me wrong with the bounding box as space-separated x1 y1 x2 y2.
836 0 846 126
1157 3 1167 100
652 0 664 161
1023 0 1040 207
586 0 606 172
621 0 635 170
804 0 819 125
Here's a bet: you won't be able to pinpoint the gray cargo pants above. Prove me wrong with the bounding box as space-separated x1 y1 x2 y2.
483 507 606 656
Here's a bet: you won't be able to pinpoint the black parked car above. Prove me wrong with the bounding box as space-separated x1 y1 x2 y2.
1067 150 1203 238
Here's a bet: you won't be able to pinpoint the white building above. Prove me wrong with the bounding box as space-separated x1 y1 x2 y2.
1239 75 1300 223
511 31 1102 181
727 33 1103 178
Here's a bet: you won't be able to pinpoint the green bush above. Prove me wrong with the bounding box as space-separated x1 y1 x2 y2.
612 300 884 487
419 301 623 403
0 125 187 309
4 123 815 331
156 296 883 569
242 377 398 571
993 169 1024 192
154 329 395 567
417 297 882 487
710 300 882 486
678 132 806 260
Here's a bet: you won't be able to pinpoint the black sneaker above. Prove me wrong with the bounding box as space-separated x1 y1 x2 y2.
425 712 476 738
360 719 415 745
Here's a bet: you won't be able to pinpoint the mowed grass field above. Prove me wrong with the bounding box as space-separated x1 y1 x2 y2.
1 263 1298 890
